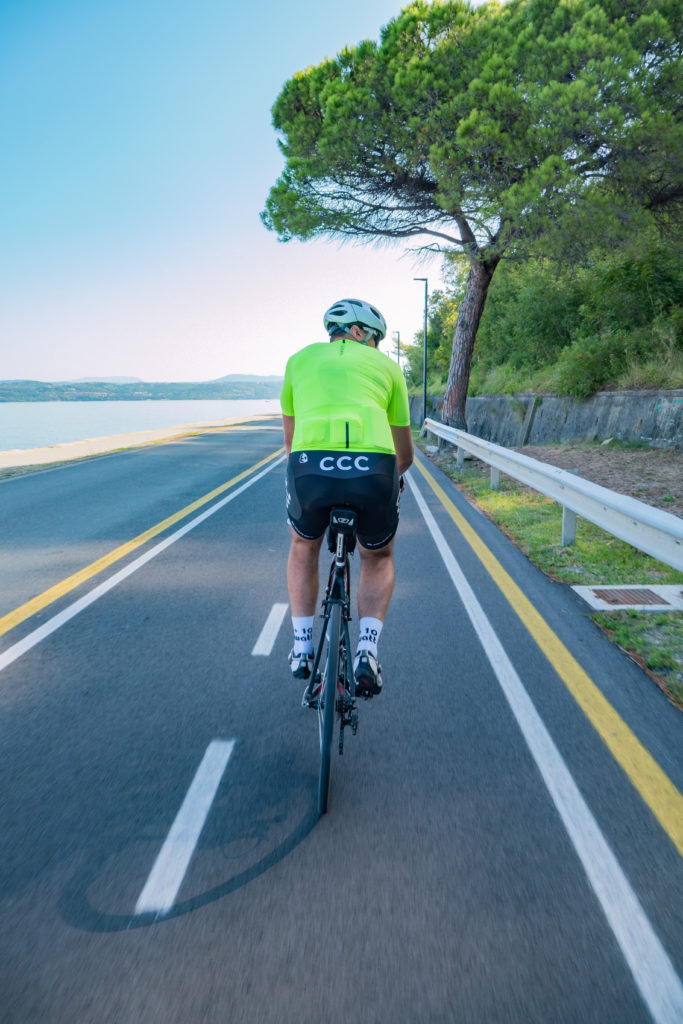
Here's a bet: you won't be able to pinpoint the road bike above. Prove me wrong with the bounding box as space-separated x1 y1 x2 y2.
301 507 361 816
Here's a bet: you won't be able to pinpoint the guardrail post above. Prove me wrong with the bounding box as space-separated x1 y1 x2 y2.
490 467 500 490
456 447 464 468
562 507 577 546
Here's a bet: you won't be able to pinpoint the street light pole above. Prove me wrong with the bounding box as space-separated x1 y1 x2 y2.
413 277 428 424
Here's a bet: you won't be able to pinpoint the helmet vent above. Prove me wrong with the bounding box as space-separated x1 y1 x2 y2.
322 297 387 342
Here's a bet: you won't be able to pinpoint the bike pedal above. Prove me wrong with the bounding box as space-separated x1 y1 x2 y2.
302 688 323 710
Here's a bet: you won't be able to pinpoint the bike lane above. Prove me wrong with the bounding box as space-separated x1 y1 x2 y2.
403 448 683 1019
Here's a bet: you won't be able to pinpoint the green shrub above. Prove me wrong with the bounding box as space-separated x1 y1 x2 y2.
554 308 683 398
469 235 682 397
553 332 620 397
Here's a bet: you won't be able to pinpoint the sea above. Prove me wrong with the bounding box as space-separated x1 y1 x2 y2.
0 399 282 451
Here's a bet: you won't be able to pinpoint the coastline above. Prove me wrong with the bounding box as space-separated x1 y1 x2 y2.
0 413 282 473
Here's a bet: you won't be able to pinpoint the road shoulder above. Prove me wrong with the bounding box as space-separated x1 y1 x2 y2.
416 437 683 710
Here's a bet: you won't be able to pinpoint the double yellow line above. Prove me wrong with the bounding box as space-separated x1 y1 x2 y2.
0 448 284 639
414 457 683 858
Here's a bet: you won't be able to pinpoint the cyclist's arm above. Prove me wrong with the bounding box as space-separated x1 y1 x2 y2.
391 424 414 475
282 415 295 456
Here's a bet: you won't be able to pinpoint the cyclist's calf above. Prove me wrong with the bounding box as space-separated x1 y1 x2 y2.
357 535 395 621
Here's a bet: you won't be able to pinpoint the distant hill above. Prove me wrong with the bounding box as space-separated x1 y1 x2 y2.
62 376 144 384
0 377 284 402
212 374 284 383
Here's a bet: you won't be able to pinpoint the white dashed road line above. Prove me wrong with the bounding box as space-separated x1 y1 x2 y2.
252 602 289 656
135 739 236 916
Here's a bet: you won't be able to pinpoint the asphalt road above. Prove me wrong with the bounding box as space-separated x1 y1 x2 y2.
1 419 681 1024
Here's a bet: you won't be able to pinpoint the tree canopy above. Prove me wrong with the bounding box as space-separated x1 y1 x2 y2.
263 0 682 426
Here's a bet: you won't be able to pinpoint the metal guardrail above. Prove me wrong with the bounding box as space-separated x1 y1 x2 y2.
422 418 683 572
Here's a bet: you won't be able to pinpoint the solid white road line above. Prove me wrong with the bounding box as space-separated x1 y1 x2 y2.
407 474 683 1024
0 456 284 674
252 602 288 656
135 739 235 915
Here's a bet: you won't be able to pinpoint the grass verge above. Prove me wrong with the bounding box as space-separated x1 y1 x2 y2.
418 440 683 709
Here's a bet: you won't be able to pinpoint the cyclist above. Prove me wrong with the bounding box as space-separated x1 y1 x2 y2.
281 298 414 699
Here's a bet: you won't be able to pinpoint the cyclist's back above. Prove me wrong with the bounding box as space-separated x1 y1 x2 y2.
281 337 408 455
281 297 413 699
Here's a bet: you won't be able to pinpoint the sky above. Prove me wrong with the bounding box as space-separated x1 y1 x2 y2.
0 0 489 383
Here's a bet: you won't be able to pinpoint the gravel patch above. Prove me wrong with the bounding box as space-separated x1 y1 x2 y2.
514 443 682 518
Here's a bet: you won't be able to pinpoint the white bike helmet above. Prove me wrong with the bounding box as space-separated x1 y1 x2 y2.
323 298 387 343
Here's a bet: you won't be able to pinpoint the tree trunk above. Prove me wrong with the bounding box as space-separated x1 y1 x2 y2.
442 256 499 430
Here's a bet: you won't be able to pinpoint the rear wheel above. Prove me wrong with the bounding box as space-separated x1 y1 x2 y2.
317 602 341 816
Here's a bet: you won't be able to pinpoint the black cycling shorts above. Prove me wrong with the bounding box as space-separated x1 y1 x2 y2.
286 450 400 550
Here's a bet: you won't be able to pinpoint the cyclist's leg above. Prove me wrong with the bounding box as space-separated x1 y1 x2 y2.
350 453 399 637
286 530 323 678
285 454 338 615
285 455 334 676
351 538 394 696
287 529 324 617
352 467 399 697
357 536 395 622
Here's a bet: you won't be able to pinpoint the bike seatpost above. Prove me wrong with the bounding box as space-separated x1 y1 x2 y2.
335 532 346 567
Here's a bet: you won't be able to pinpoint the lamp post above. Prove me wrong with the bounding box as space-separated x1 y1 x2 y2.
413 277 428 425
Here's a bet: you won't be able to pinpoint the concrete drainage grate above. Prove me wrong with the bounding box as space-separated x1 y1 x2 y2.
594 588 664 606
572 584 683 612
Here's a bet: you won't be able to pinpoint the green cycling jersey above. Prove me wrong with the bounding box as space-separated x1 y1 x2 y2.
280 338 410 453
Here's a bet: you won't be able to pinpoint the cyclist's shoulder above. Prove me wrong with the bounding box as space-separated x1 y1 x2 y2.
373 347 408 385
286 341 327 368
296 340 329 357
378 347 404 373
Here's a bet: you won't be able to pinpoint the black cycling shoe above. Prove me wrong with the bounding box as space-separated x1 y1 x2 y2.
353 650 382 698
289 649 313 680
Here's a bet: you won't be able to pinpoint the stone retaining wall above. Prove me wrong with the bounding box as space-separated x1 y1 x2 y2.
409 390 683 449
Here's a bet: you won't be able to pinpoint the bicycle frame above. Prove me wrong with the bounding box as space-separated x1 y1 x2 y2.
303 509 359 815
324 527 357 714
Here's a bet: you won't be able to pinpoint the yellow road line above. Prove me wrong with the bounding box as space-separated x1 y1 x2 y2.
0 448 284 638
414 456 683 857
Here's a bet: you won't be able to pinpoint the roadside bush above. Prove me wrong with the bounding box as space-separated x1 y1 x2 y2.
553 332 622 398
554 308 683 398
468 360 545 395
469 235 682 397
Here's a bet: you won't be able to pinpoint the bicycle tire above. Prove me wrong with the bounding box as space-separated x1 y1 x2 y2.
318 601 341 816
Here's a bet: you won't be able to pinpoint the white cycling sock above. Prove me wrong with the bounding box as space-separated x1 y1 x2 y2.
292 616 314 655
357 617 383 659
